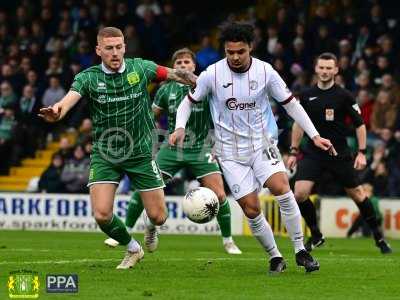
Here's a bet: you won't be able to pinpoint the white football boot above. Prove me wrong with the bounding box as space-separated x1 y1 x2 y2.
116 246 144 269
223 241 242 255
104 238 119 248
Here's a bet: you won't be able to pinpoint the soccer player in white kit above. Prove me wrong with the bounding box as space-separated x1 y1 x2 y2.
170 22 335 273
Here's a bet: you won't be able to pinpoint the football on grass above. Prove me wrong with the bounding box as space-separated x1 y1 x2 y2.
182 187 219 224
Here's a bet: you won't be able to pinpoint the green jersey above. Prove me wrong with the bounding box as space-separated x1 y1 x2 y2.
71 58 157 161
153 81 212 150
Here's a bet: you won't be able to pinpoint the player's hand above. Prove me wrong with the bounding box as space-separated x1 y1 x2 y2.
174 69 198 87
169 128 185 147
185 72 197 87
286 155 297 170
38 106 62 122
354 152 367 170
312 135 337 156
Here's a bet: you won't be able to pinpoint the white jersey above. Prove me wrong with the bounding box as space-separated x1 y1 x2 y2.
188 57 293 160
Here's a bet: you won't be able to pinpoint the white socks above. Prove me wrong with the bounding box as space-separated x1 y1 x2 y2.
223 236 233 244
248 213 282 259
143 211 156 229
127 238 141 253
275 191 305 253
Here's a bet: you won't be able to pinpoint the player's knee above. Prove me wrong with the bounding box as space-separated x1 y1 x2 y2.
151 215 167 226
267 176 290 196
94 211 113 224
216 191 226 203
148 210 167 226
294 190 309 203
243 205 261 219
348 186 365 203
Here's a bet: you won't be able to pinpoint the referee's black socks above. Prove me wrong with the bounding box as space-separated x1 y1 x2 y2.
298 198 322 239
356 198 384 242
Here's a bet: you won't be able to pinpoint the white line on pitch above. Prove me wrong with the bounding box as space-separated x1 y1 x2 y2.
0 257 396 265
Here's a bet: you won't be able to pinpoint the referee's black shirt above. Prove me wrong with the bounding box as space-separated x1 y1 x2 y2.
298 84 364 160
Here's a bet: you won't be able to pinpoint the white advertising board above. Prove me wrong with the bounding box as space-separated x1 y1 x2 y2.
0 193 243 235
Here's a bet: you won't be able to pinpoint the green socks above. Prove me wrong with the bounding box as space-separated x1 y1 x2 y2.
125 192 231 238
217 199 232 238
98 214 131 245
125 191 144 228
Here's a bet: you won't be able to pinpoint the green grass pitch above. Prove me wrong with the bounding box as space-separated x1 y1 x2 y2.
0 231 399 299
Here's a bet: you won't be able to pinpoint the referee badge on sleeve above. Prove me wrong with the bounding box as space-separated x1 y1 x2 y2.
325 108 334 121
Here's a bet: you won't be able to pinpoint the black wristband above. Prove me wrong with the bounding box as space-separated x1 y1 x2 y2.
358 149 367 154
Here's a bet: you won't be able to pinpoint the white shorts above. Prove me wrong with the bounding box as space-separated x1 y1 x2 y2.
218 147 286 200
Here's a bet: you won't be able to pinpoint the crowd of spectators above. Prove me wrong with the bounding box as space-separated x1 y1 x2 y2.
0 0 399 197
244 0 400 197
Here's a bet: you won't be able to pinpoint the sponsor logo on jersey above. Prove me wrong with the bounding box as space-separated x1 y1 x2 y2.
226 98 256 110
249 80 258 90
97 82 106 90
97 94 107 104
127 72 140 85
95 92 143 104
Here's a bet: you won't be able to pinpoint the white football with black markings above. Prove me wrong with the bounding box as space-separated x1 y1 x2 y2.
182 187 219 224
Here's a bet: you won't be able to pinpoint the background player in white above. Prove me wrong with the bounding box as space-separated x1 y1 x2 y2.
170 22 335 273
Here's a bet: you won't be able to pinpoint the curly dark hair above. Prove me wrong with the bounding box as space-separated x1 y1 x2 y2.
218 21 254 45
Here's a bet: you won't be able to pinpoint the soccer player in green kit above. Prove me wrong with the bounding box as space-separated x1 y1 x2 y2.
38 27 196 269
105 48 242 254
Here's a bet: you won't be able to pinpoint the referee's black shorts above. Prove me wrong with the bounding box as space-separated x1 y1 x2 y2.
295 155 360 188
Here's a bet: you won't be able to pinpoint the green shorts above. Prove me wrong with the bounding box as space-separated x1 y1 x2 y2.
88 152 165 191
156 146 221 179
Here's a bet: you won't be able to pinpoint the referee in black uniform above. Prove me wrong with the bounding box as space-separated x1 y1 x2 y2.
287 52 392 254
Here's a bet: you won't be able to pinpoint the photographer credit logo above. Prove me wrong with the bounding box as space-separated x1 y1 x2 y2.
8 270 40 299
46 274 78 293
98 127 134 163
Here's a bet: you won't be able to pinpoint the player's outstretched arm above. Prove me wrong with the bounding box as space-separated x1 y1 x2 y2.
164 67 197 87
287 122 305 169
169 96 193 147
38 91 81 122
283 99 337 156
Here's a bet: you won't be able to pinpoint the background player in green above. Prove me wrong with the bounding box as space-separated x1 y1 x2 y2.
38 27 196 269
105 48 242 254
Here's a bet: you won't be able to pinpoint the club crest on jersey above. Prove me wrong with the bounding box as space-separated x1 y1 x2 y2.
226 98 256 110
249 80 258 90
232 184 240 194
127 72 140 85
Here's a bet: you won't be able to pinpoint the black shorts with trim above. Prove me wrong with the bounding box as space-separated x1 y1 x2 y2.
295 155 360 188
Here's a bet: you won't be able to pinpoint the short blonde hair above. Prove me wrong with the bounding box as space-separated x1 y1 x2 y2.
97 27 124 43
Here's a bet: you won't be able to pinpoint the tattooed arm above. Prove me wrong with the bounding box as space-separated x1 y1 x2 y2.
165 67 197 86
